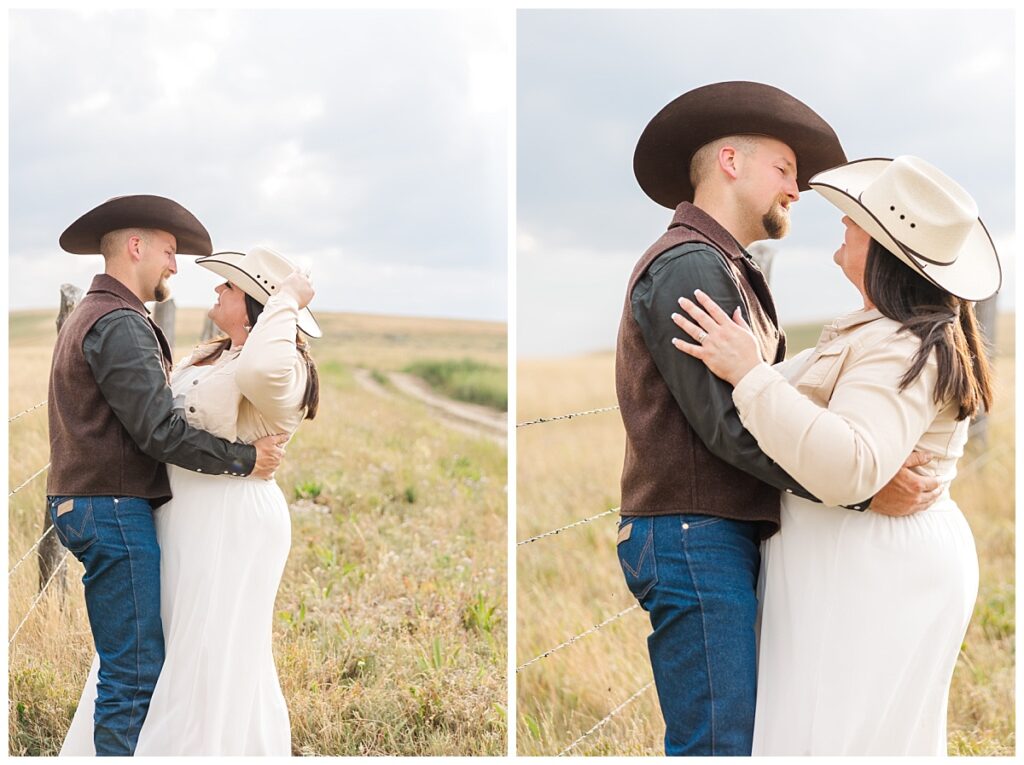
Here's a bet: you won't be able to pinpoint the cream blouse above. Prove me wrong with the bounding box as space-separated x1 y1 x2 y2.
733 308 968 508
172 289 309 446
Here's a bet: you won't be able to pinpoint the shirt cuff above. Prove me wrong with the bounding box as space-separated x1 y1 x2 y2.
269 289 300 312
732 361 783 414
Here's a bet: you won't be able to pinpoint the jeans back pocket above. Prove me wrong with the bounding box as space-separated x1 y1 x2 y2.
49 496 98 554
617 515 658 602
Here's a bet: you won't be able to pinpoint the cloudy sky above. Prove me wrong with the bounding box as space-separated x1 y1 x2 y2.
518 9 1015 356
10 9 508 322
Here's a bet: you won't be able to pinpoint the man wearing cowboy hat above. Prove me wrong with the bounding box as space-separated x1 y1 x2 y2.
46 195 289 755
614 82 941 755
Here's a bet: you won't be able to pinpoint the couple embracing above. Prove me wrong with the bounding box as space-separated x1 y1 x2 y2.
46 195 322 755
616 82 1000 756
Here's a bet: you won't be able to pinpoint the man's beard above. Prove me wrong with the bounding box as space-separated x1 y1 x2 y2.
762 200 790 239
153 276 172 303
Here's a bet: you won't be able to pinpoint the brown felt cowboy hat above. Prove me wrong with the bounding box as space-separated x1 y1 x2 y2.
196 245 322 338
810 156 1001 301
59 195 213 256
634 81 847 209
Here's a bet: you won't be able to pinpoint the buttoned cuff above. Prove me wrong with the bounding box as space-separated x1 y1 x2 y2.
732 361 781 413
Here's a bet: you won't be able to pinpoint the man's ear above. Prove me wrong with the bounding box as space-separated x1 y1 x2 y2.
126 235 144 263
718 145 740 181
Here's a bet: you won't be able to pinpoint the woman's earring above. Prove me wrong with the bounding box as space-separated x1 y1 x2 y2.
244 324 252 332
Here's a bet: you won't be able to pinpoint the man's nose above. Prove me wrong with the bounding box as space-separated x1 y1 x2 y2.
786 177 800 202
167 253 178 274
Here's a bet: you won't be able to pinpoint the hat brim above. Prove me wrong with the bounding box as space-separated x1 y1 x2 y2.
196 252 323 338
634 81 847 209
60 195 212 256
809 159 1001 302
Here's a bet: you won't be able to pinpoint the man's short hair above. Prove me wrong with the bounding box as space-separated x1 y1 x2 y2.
99 228 155 259
688 134 760 191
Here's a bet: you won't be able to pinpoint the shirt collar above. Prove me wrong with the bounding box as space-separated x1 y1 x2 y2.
87 273 151 315
668 202 750 262
818 307 885 343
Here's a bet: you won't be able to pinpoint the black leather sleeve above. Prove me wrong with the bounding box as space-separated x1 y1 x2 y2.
632 243 821 502
83 310 257 476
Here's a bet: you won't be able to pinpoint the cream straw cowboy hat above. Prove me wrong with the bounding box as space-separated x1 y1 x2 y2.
196 245 322 338
809 156 1001 301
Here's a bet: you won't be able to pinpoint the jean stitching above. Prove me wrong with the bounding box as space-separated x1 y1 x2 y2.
621 522 651 578
113 498 144 753
681 515 723 530
682 523 716 754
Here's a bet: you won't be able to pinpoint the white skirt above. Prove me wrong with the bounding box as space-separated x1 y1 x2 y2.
60 466 292 756
751 494 978 756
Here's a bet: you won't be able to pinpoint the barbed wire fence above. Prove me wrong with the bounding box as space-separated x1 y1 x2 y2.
8 395 66 654
10 399 48 423
516 403 657 756
515 396 1011 755
8 284 88 655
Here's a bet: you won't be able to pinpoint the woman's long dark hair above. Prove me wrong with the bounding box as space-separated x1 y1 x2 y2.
863 239 993 421
200 293 320 420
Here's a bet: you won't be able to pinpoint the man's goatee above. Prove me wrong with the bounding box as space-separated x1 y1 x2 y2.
762 205 790 240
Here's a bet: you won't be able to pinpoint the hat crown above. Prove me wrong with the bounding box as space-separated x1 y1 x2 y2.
240 246 298 295
860 156 978 265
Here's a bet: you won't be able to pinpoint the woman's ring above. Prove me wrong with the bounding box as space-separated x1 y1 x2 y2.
696 329 708 344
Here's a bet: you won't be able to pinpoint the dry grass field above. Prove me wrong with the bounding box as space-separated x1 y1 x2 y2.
516 314 1015 756
9 306 507 756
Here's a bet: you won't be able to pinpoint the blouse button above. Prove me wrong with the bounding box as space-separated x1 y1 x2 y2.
193 379 199 385
189 406 196 413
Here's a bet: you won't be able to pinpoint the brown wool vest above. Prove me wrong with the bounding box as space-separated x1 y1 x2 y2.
616 202 787 538
46 274 174 506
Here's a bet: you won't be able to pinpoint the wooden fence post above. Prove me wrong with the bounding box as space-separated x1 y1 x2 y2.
969 294 999 446
151 298 176 350
39 284 84 595
748 243 777 285
200 315 218 343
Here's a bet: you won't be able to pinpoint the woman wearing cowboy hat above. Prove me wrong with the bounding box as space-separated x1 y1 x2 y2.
670 155 998 755
60 246 321 756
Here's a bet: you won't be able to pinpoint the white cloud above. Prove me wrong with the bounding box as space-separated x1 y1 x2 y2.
257 140 334 203
10 8 508 322
66 91 112 116
517 8 1014 356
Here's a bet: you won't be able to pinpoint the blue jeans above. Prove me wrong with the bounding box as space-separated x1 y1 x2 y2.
48 496 164 756
617 513 760 756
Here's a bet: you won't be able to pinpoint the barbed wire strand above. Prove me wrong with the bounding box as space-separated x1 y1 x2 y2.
517 405 619 429
557 680 656 757
8 549 70 648
9 463 51 498
8 399 48 424
8 525 55 578
517 438 1008 550
956 443 1010 480
517 604 641 673
518 507 619 547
